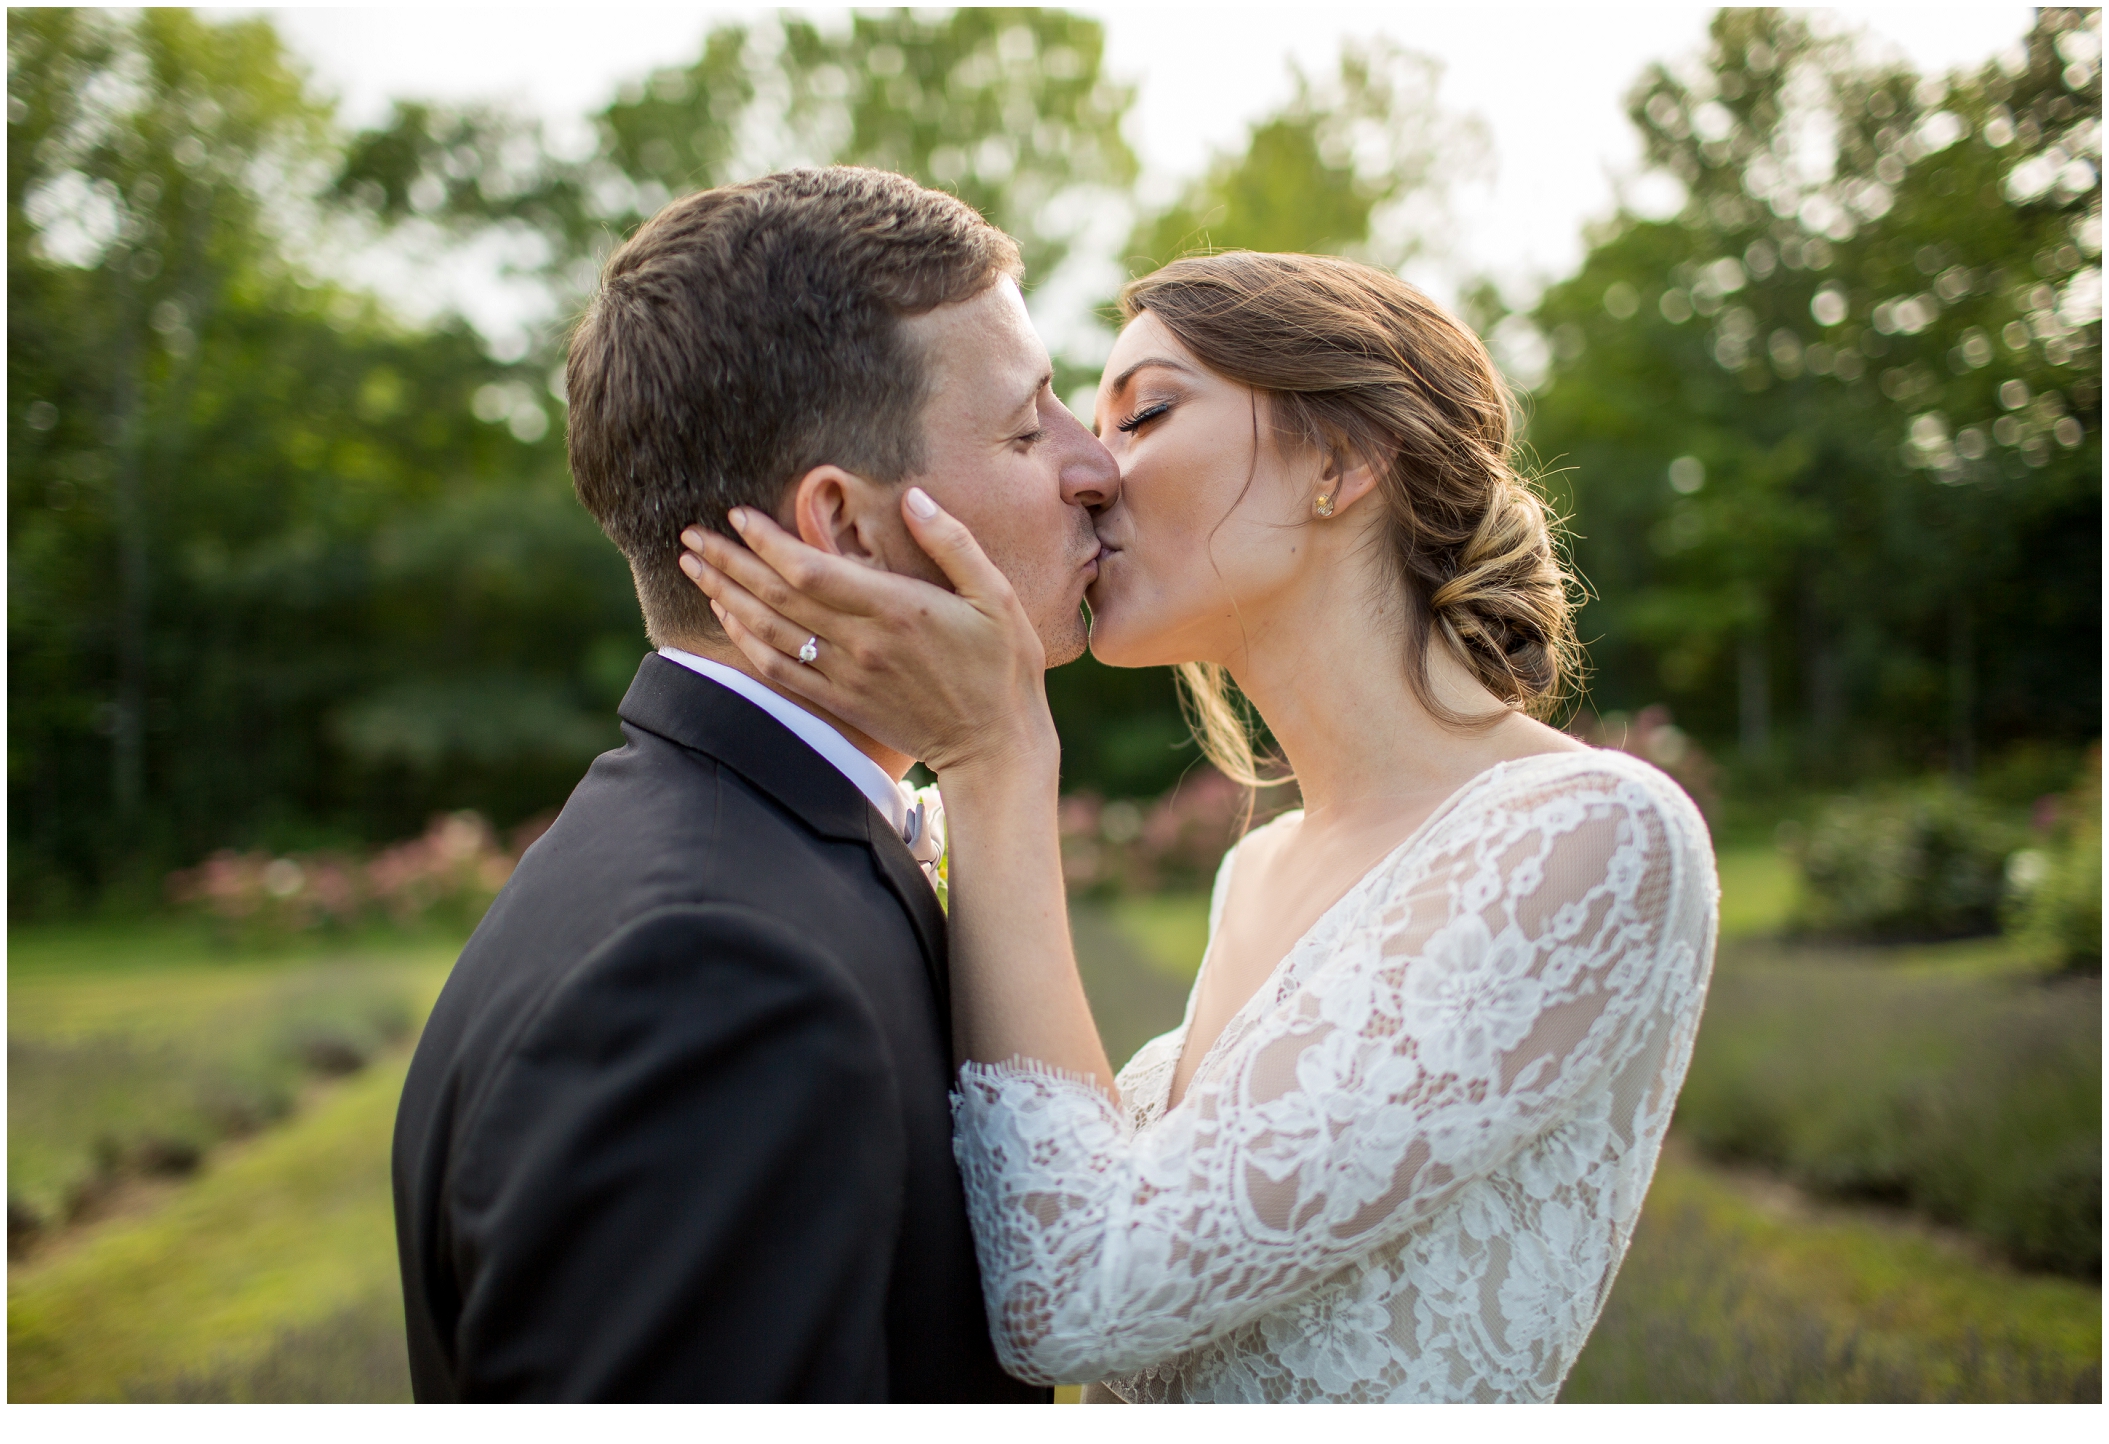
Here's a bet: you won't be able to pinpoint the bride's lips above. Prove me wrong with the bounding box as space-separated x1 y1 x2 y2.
1084 541 1119 601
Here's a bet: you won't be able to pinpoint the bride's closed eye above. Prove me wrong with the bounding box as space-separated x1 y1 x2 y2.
1115 400 1172 435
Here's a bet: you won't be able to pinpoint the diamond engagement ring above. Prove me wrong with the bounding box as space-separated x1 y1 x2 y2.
797 635 820 664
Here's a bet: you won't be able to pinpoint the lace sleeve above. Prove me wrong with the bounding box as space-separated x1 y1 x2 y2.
952 760 1713 1386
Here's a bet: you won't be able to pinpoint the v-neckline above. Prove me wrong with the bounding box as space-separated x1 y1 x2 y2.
1161 754 1535 1114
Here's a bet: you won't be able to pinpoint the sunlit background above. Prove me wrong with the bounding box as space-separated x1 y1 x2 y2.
8 4 2100 1403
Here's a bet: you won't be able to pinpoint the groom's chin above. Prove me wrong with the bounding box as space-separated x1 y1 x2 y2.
1040 612 1089 669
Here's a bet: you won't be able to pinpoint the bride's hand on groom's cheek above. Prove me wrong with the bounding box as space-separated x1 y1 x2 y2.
677 492 1056 778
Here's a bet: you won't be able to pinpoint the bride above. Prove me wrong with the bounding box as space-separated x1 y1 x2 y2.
681 251 1718 1403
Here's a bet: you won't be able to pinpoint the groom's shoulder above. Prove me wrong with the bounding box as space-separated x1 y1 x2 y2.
431 711 892 1023
479 732 863 968
403 745 883 1123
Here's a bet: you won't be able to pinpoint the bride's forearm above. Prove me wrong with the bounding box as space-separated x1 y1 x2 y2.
940 741 1116 1095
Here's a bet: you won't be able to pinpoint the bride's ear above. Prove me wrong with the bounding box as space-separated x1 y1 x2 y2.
1316 440 1386 519
789 465 887 564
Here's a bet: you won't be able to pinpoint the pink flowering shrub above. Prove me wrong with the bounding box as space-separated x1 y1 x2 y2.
1053 707 1721 900
166 810 553 941
365 812 512 929
1060 766 1294 897
164 850 368 937
1568 704 1720 821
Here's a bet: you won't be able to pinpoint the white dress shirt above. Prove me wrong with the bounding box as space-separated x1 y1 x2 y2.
657 647 916 841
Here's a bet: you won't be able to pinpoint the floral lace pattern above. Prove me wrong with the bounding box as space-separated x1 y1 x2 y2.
952 751 1718 1402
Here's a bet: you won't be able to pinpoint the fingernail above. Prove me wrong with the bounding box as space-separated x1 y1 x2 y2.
679 553 702 578
905 487 938 519
727 508 749 532
681 527 705 550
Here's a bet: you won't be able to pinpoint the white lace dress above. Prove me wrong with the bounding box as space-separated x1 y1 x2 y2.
951 750 1718 1402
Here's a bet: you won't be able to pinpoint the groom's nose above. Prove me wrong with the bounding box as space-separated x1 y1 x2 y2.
1053 408 1121 512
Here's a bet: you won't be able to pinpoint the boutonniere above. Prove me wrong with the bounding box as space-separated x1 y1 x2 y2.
905 783 948 913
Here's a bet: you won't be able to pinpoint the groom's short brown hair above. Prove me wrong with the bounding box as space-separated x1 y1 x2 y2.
566 167 1022 645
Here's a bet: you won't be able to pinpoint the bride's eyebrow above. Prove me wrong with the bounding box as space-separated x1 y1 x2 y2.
1105 356 1197 397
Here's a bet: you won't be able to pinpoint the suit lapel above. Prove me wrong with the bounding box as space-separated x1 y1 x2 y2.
617 654 951 1028
862 817 951 1029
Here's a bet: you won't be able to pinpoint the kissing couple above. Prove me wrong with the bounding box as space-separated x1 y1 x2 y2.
393 166 1719 1403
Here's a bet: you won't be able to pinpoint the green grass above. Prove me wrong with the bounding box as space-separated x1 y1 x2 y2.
10 864 2097 1403
6 918 461 977
8 1050 417 1401
1069 902 1195 1072
1715 842 1795 941
1104 892 1213 982
8 928 455 1237
1564 1148 2101 1401
1676 941 2100 1277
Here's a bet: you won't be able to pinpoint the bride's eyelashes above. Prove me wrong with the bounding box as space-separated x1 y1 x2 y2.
1115 400 1172 435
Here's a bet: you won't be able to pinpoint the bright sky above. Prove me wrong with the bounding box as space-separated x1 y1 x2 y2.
244 2 2039 354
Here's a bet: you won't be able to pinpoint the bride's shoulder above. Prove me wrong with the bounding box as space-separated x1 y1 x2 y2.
1466 747 1711 847
1209 806 1303 904
1225 805 1304 871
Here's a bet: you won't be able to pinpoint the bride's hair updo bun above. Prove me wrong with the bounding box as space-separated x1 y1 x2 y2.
1118 251 1582 784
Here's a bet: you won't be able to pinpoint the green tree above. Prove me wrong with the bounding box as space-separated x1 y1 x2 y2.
1127 40 1486 272
9 10 641 911
10 7 1149 909
332 10 1137 371
11 8 326 833
1523 7 2099 780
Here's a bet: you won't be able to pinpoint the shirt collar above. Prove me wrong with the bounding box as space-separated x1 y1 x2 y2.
656 647 914 840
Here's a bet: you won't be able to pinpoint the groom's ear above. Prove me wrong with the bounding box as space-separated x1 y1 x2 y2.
787 465 891 566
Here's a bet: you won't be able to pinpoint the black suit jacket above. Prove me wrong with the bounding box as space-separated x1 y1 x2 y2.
393 655 1041 1402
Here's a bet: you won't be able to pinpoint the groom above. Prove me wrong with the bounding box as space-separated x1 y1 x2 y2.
392 167 1117 1401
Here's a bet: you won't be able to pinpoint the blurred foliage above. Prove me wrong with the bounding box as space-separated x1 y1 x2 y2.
8 9 636 916
1569 704 1723 820
163 808 549 945
1786 783 2024 939
122 1294 411 1402
1562 1147 2102 1401
7 8 1142 912
13 897 2098 1401
1522 8 2101 779
1714 841 1799 940
332 9 1136 348
8 7 2103 915
1057 764 1291 898
7 1033 425 1402
1676 942 2101 1277
2002 744 2102 972
1126 39 1486 269
7 952 431 1245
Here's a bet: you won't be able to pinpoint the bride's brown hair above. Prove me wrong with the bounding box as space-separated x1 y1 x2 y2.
1117 251 1583 785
